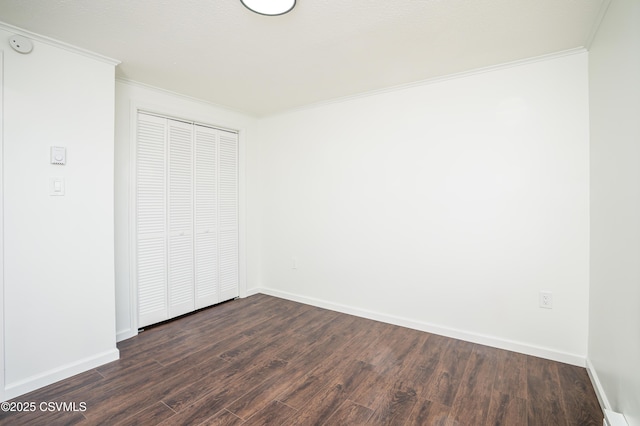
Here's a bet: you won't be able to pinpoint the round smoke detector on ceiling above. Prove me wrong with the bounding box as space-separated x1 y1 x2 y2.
9 35 33 54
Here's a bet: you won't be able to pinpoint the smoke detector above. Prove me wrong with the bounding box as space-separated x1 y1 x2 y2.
9 35 33 54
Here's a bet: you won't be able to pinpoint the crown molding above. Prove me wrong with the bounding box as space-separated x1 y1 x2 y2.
115 77 255 117
121 47 587 119
584 0 613 50
274 47 588 117
0 21 120 66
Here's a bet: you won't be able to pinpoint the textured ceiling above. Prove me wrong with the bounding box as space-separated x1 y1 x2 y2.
0 0 604 116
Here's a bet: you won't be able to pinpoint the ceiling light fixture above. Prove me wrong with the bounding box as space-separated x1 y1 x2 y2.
240 0 296 16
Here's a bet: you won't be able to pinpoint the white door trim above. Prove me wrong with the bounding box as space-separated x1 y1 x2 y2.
126 102 246 338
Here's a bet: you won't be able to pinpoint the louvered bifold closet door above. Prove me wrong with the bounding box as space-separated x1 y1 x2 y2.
194 125 219 308
218 130 239 301
136 113 239 328
167 120 195 318
136 113 168 328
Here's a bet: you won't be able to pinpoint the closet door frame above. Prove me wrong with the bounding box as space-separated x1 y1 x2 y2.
128 103 246 334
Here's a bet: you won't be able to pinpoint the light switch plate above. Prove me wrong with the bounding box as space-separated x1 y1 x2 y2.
49 177 65 196
51 146 66 165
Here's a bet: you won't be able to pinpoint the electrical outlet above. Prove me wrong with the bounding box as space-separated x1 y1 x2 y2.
291 257 298 269
539 291 553 309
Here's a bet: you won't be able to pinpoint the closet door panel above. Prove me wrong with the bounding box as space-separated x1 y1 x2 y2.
136 113 168 327
195 233 218 308
168 234 193 317
194 125 219 308
219 232 238 301
219 130 239 301
167 120 194 317
137 237 166 327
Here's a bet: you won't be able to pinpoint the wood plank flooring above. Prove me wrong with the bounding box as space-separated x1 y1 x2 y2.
0 294 603 425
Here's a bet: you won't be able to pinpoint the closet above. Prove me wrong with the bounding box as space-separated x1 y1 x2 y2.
135 112 238 328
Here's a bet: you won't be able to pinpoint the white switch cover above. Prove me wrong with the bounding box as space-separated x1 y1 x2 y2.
50 177 65 196
51 146 66 165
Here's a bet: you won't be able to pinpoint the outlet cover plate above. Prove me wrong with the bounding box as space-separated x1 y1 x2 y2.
539 291 553 309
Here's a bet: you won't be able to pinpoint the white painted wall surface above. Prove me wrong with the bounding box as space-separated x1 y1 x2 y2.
255 53 590 363
1 27 118 399
114 81 257 340
588 0 640 424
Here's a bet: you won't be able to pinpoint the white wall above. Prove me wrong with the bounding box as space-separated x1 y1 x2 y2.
114 81 258 340
254 52 591 364
588 0 640 424
1 26 119 400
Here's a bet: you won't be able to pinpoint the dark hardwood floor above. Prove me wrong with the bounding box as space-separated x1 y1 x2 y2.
0 294 603 425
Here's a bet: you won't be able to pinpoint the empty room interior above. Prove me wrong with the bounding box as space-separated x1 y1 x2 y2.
0 0 638 424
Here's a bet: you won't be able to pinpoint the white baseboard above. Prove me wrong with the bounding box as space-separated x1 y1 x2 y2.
253 287 586 367
245 287 262 297
2 348 120 401
586 357 628 426
587 358 612 412
117 328 138 342
604 409 629 426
